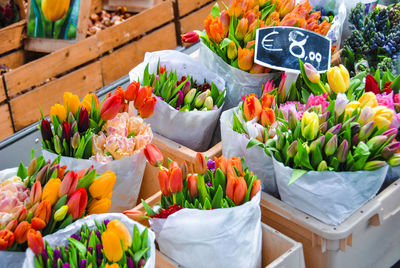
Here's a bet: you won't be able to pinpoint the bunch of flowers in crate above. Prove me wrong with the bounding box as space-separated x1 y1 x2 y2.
0 154 116 252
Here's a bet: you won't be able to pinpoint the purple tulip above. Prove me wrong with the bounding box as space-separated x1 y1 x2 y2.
96 244 103 260
327 123 342 135
207 159 215 170
78 108 89 133
382 142 400 159
41 249 49 264
138 258 146 268
127 257 135 268
337 140 349 163
358 121 374 141
87 247 93 254
335 93 349 117
80 260 87 268
182 81 191 95
206 181 213 187
103 219 110 226
40 119 53 143
175 90 184 108
62 263 71 268
325 135 337 156
382 128 398 142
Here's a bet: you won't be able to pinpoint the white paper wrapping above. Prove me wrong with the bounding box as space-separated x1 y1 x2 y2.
198 42 278 110
0 167 26 268
23 213 156 268
220 108 278 196
273 158 388 225
149 192 262 268
42 150 146 212
129 50 226 152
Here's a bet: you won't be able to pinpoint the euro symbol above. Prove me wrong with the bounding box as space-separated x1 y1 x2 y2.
261 30 283 52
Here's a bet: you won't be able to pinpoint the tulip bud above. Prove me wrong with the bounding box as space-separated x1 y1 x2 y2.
27 158 37 177
351 122 361 136
181 31 199 44
301 111 319 140
194 153 207 174
327 123 342 135
40 119 53 143
238 47 254 71
204 96 213 110
71 132 80 150
382 128 398 142
287 140 298 158
5 219 17 232
337 140 349 163
335 93 349 118
304 63 320 83
310 136 325 151
367 135 387 152
158 168 170 197
144 144 163 167
227 41 238 60
30 181 42 204
168 167 183 194
358 121 374 141
357 106 375 126
388 154 400 167
54 136 62 154
382 142 400 159
36 164 49 184
276 134 284 150
54 205 68 222
16 207 28 222
317 161 328 171
57 124 63 138
123 209 145 222
187 174 198 197
235 18 248 41
363 160 387 171
319 121 328 134
180 162 188 180
324 135 338 156
68 112 75 124
327 65 350 94
184 88 196 105
195 91 208 108
27 229 44 255
182 81 191 95
288 109 297 130
100 95 123 121
14 221 30 244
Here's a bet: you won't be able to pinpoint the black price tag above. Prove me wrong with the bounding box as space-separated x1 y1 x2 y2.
255 27 331 73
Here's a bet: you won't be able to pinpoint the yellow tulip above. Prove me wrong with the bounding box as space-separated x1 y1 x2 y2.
80 93 99 113
106 219 132 251
41 0 70 22
358 92 378 108
89 171 116 199
301 111 319 140
42 178 61 206
102 229 123 262
105 264 120 268
50 104 67 123
327 65 350 94
344 101 360 119
63 92 80 115
87 198 112 215
373 106 394 130
54 205 68 222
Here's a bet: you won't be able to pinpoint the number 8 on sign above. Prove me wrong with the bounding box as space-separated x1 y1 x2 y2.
288 31 308 59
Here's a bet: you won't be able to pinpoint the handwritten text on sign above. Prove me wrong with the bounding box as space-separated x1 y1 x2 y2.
254 27 331 73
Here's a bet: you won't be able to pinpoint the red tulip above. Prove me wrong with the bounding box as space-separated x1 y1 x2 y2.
100 95 123 121
187 174 198 197
34 200 51 224
135 86 153 110
384 81 393 94
78 108 89 132
138 96 157 118
194 153 207 174
0 229 15 250
144 144 163 167
27 229 44 255
181 31 200 44
5 219 17 232
125 81 140 102
14 221 31 244
365 75 380 95
170 161 179 169
30 181 42 204
168 167 183 194
62 122 72 143
67 188 88 220
40 119 53 143
59 171 78 197
158 168 170 197
115 86 126 100
31 217 46 230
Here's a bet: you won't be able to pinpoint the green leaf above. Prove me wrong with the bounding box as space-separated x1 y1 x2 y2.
247 138 264 149
197 174 209 205
68 238 87 258
133 247 150 264
391 73 400 93
143 63 150 86
215 89 226 107
17 162 28 180
225 196 236 207
54 195 67 211
132 225 141 252
288 169 307 185
141 228 148 249
210 82 220 101
211 186 223 208
214 169 226 195
210 2 220 17
204 197 212 210
220 38 232 49
76 169 96 189
59 214 73 229
232 111 247 134
244 176 256 202
141 199 156 216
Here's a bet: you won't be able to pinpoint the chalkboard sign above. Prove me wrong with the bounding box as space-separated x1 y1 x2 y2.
254 27 331 73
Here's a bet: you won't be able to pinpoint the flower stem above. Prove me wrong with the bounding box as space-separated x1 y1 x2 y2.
172 193 177 205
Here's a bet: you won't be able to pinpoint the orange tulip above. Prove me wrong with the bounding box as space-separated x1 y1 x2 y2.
194 153 207 174
279 0 295 18
114 86 126 100
67 188 88 220
0 229 15 250
220 10 230 36
250 179 261 199
158 168 170 196
5 219 17 231
125 81 140 102
31 217 46 230
123 209 145 222
42 178 61 206
34 200 51 224
59 170 78 197
262 94 274 109
250 64 265 74
226 177 248 205
228 0 243 17
214 155 227 175
260 108 276 126
16 207 28 222
319 20 331 36
204 15 224 44
138 96 157 118
168 167 183 194
187 174 198 197
135 86 153 110
57 165 67 180
170 161 179 169
27 229 44 255
14 221 31 244
238 47 254 71
266 11 280 26
235 18 249 41
243 94 262 121
144 144 163 167
227 157 242 179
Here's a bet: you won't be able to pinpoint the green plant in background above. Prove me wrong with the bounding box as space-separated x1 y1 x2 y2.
27 0 78 40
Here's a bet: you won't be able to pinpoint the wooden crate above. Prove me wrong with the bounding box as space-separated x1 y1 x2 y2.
0 0 26 55
1 0 176 134
0 103 13 140
103 0 164 13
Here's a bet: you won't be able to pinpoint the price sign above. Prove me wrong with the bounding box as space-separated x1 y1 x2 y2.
254 27 331 73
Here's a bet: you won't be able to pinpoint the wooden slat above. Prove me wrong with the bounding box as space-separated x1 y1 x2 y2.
178 0 214 17
0 20 26 55
0 104 13 140
10 61 103 130
100 23 177 84
0 76 6 102
96 0 174 53
104 0 163 13
180 1 224 34
5 36 99 97
0 50 26 69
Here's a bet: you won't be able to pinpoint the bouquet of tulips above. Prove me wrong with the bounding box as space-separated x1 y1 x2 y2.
128 144 262 268
40 85 155 212
140 62 226 112
129 50 226 151
23 214 156 268
0 154 116 266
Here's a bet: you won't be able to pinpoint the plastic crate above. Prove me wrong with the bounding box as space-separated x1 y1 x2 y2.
133 192 306 268
260 179 400 268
